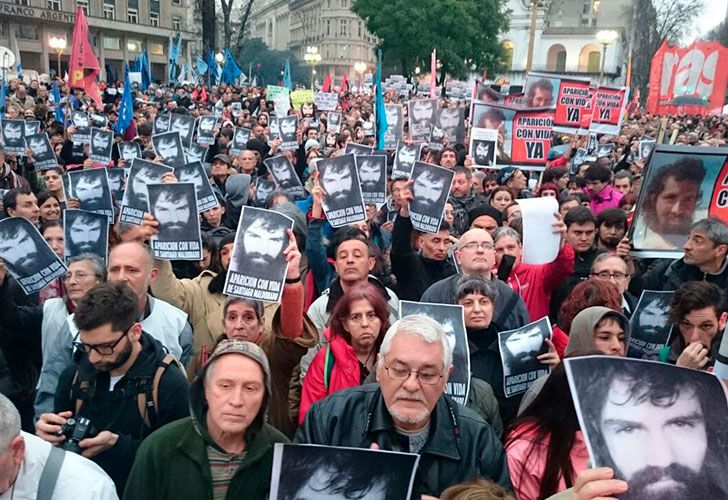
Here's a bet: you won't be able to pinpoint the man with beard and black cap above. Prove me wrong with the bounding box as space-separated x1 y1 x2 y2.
123 340 289 499
596 208 627 253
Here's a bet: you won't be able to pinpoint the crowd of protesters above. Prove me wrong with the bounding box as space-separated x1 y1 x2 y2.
0 73 727 500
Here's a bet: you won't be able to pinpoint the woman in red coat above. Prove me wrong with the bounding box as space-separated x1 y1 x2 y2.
298 282 391 425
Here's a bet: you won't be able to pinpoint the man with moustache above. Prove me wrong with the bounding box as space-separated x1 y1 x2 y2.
66 210 105 257
596 208 627 252
0 218 45 277
151 187 194 242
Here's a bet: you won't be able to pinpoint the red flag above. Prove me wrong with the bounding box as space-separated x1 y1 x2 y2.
341 74 349 93
69 6 102 107
322 74 332 92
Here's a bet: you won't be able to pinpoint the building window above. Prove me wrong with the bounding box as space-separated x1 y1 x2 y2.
326 20 331 36
103 5 115 19
591 17 597 27
127 40 142 53
77 0 89 14
47 0 61 10
150 0 159 12
172 0 180 5
339 19 346 36
149 43 164 55
150 12 159 26
172 16 182 31
580 18 589 26
127 8 138 23
0 23 6 37
358 21 362 37
104 37 120 50
14 0 29 5
587 51 600 72
502 40 514 71
582 0 592 14
17 25 38 40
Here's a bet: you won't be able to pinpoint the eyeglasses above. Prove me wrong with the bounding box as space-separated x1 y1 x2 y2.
347 311 379 324
63 271 96 282
591 271 628 280
460 241 495 251
73 326 132 355
384 359 443 385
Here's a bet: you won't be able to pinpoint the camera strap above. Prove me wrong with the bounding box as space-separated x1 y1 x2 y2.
37 446 66 500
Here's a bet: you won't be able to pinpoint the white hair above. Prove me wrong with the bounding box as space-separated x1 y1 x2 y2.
0 394 21 452
379 315 453 374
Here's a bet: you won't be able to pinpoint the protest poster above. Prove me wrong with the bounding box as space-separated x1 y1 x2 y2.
409 120 433 144
317 154 367 227
327 112 342 133
290 89 315 109
629 145 728 258
63 209 109 264
344 142 374 157
153 114 170 134
638 138 657 161
435 107 465 144
589 86 629 135
469 128 498 168
152 131 186 167
23 121 40 136
269 444 419 500
392 142 423 179
627 290 674 358
70 111 90 144
383 104 403 149
173 161 218 212
408 98 437 126
225 206 293 302
231 102 243 117
276 116 299 151
89 128 113 164
356 154 387 205
106 167 126 204
523 73 559 108
267 85 290 103
408 161 454 234
169 114 196 147
119 141 142 161
25 133 57 170
314 91 339 111
186 143 208 164
553 76 592 133
64 169 114 222
264 155 305 198
400 301 471 405
1 119 25 153
196 116 217 146
229 127 251 157
120 159 174 225
565 356 728 499
254 177 276 207
0 217 66 295
89 113 108 128
498 316 552 397
517 197 560 265
147 183 202 261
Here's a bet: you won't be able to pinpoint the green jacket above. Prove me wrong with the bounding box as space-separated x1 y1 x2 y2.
123 416 288 500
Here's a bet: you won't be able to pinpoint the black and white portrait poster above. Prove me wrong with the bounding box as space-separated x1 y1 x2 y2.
25 133 58 170
327 112 341 134
408 98 437 125
119 141 141 161
470 128 498 168
186 143 208 164
64 169 114 222
224 206 293 302
269 119 280 142
229 127 251 157
264 155 305 198
436 107 465 144
152 131 186 167
269 444 419 500
120 159 174 225
498 316 552 397
71 111 90 144
169 114 196 147
638 138 657 161
1 119 25 153
153 114 170 135
392 142 423 179
23 121 40 136
277 116 299 151
586 132 598 155
408 161 454 234
344 142 374 158
231 102 243 117
89 113 108 128
357 154 387 205
147 183 202 260
627 290 674 358
89 128 113 164
597 143 614 158
254 177 276 207
565 356 728 499
317 154 367 228
383 104 403 150
400 301 471 405
173 161 218 212
196 116 217 146
314 91 339 111
106 167 126 204
63 209 109 264
0 217 66 295
410 120 433 144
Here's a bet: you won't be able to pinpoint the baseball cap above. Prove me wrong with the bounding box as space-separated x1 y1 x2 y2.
212 154 232 166
304 139 320 154
497 166 518 185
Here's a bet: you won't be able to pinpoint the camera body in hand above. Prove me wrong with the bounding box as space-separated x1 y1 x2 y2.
57 417 97 454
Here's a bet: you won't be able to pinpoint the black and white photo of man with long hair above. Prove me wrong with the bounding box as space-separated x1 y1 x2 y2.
1 119 25 153
264 155 304 197
169 113 196 147
318 154 366 227
392 142 423 179
196 116 218 146
120 159 174 223
65 169 114 219
174 161 218 212
408 98 437 125
407 162 454 232
25 133 57 170
153 113 170 134
277 116 299 151
63 209 108 263
148 183 199 244
356 154 387 204
230 127 251 156
90 127 114 164
153 131 186 167
119 141 141 161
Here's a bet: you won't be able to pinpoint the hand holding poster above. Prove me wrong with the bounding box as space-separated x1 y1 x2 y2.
71 111 90 144
627 290 674 358
173 161 218 212
64 169 114 222
225 206 293 302
407 161 454 234
1 120 25 153
25 133 58 170
264 155 305 198
357 154 387 205
344 142 374 157
120 159 174 225
90 127 113 164
516 197 560 265
392 142 422 179
399 302 471 405
152 131 186 167
119 141 142 161
553 76 592 133
469 128 498 167
383 105 403 150
229 127 251 157
498 316 553 397
0 217 67 295
589 86 629 135
169 114 196 148
317 154 367 227
565 356 728 499
196 116 217 146
314 91 339 111
63 209 109 264
147 183 203 261
276 116 299 151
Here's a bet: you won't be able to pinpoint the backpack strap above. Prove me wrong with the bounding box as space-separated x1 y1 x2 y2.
323 346 335 393
137 354 179 429
37 446 66 500
71 369 90 416
495 289 520 327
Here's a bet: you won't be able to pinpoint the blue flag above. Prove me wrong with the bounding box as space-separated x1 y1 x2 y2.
283 59 293 91
375 50 388 150
140 49 151 90
168 33 181 83
0 78 6 120
115 65 133 135
52 80 64 123
207 51 218 83
196 56 208 76
222 48 242 85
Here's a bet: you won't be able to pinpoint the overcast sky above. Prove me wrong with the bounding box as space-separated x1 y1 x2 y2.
687 0 727 41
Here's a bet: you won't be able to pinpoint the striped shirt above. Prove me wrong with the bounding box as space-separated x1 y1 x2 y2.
207 446 247 500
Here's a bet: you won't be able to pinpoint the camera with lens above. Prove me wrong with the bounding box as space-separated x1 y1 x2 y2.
57 417 97 454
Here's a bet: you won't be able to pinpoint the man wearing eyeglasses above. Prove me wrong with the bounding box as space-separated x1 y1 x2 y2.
589 253 638 318
35 282 190 494
295 314 510 498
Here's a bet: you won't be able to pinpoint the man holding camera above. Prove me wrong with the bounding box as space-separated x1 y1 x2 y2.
35 282 190 494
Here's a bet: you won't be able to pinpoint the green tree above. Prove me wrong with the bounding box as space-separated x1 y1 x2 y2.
352 0 510 80
238 38 303 86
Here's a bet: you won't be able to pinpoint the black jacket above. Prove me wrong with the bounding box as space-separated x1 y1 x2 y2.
391 214 456 301
643 257 728 291
549 246 605 322
54 332 190 494
295 383 510 497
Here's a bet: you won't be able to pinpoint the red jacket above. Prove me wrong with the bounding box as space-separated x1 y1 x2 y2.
298 328 362 425
504 244 575 322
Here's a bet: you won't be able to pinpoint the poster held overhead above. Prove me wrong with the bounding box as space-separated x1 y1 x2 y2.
498 317 552 397
147 182 203 261
120 159 174 225
317 154 367 228
63 209 109 264
408 161 455 234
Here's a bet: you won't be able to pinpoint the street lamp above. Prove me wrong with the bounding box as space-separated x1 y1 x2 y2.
597 30 618 84
354 61 366 93
304 46 321 89
49 36 67 78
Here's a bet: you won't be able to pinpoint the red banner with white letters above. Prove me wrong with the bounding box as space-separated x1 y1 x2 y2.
647 41 728 116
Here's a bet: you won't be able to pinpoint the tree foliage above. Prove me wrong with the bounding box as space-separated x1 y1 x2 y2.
352 0 510 79
705 21 728 46
654 0 705 44
200 0 217 55
238 38 303 86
